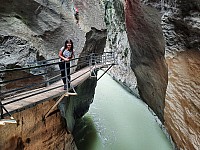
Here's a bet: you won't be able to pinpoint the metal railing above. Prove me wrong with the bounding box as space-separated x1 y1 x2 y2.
0 52 116 119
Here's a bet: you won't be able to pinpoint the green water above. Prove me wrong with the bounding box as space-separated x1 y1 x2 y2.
73 71 173 150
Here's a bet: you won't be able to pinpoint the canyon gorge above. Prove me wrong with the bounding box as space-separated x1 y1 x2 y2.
0 0 199 149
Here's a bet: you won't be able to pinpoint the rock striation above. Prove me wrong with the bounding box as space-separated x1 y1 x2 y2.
161 0 200 149
140 0 200 149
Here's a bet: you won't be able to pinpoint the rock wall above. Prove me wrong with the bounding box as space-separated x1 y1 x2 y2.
0 0 105 93
76 27 107 70
161 0 200 149
0 0 105 68
104 0 167 122
104 0 139 97
0 98 77 150
141 0 200 149
125 0 167 122
165 50 200 150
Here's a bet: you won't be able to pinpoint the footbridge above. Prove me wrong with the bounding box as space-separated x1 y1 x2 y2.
0 52 116 125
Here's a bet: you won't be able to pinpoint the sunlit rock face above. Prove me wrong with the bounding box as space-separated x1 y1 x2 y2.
165 50 200 150
161 1 200 149
0 98 77 150
142 0 200 149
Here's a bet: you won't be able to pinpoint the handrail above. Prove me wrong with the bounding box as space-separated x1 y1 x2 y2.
0 52 116 118
2 67 91 106
0 61 59 73
0 55 90 85
0 52 114 73
0 56 84 73
0 62 89 97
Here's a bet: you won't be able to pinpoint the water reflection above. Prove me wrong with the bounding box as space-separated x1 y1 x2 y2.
73 116 103 150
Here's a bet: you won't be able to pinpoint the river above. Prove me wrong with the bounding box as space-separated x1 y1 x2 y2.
73 70 173 150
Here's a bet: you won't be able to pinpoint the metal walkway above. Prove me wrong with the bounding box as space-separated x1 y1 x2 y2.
0 52 116 124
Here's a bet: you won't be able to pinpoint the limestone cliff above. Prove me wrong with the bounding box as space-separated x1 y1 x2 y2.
125 0 167 123
161 1 200 149
0 0 105 68
143 0 200 149
104 0 140 97
104 0 167 123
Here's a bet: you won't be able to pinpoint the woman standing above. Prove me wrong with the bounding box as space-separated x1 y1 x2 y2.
59 39 74 90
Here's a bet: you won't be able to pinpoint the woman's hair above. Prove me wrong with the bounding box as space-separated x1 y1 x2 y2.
64 39 73 51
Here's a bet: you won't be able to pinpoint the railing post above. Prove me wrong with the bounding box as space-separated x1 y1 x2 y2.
89 53 97 77
93 53 96 66
102 53 105 64
0 99 3 119
0 81 3 119
112 51 114 64
89 53 92 76
44 65 49 87
89 53 92 67
64 61 77 94
89 53 94 68
105 52 107 64
64 61 68 92
99 54 102 64
112 52 117 64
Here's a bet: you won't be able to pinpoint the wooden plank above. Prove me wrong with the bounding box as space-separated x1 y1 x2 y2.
2 66 94 116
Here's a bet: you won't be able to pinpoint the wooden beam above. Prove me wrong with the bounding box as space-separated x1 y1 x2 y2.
44 93 68 118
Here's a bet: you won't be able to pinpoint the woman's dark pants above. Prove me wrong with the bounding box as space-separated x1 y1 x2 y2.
59 61 70 87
